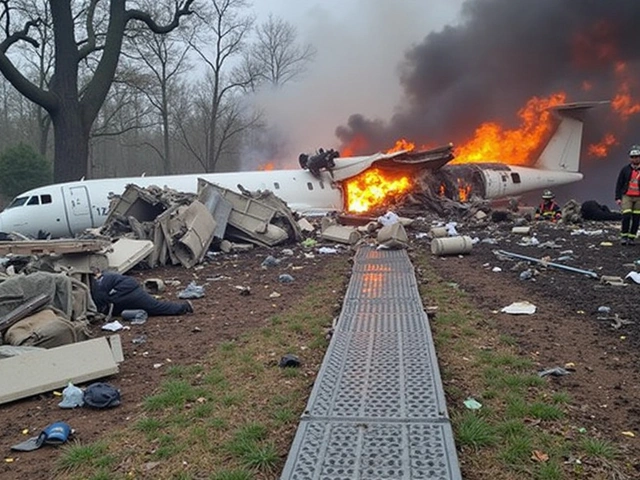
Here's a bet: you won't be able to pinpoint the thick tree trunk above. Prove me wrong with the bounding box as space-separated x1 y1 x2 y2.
51 110 90 182
0 1 193 183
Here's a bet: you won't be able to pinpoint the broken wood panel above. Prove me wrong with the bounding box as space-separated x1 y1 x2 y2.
0 337 119 405
0 239 110 256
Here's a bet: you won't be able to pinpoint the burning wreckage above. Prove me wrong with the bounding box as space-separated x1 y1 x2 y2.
0 99 598 398
0 170 418 404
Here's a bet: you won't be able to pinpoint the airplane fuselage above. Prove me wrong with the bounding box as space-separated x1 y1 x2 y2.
0 169 343 238
0 101 602 238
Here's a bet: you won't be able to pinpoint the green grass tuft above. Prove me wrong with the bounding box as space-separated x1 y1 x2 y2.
56 441 114 472
143 379 204 411
455 411 497 448
580 437 617 459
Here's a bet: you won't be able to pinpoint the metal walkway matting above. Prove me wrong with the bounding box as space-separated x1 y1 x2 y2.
281 246 462 479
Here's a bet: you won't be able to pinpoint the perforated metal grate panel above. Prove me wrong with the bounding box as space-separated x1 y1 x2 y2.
344 272 419 299
303 331 447 419
337 301 429 332
280 247 461 479
281 420 460 480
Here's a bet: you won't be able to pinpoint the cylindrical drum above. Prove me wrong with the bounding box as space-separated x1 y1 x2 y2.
431 236 473 256
429 226 449 238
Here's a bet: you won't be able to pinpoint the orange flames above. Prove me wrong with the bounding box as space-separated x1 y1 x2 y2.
572 20 640 156
457 179 472 202
343 93 569 212
611 62 640 120
588 133 617 158
341 134 369 158
342 55 640 212
345 168 411 213
453 93 567 165
385 139 415 154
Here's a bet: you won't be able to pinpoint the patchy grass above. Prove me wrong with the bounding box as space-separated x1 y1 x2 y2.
56 441 115 474
54 255 349 480
412 249 630 479
51 249 633 479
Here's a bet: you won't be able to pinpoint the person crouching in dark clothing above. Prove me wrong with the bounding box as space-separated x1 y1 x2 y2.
535 190 562 221
90 267 193 316
615 145 640 245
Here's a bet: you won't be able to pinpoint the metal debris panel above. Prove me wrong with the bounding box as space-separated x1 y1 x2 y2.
280 246 462 479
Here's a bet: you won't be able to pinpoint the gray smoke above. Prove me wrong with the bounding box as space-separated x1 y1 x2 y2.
335 0 640 205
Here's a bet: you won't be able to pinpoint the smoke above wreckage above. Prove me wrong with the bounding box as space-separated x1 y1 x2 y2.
334 0 640 208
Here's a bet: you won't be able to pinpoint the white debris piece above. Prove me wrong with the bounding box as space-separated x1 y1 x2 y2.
625 271 640 284
500 301 536 315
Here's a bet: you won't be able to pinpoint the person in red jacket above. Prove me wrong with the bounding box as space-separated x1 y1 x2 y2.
534 190 562 221
615 145 640 245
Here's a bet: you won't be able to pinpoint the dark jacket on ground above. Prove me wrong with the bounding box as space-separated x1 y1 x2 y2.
91 271 190 316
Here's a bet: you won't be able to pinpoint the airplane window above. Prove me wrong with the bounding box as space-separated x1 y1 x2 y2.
273 182 280 190
41 194 52 204
307 182 314 190
510 173 521 184
27 196 40 205
6 196 28 208
319 181 325 189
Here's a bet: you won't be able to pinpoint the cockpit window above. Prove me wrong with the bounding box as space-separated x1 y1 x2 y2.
27 196 39 205
41 194 52 204
6 196 28 209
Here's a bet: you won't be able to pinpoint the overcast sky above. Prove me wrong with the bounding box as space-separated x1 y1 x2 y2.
250 0 464 164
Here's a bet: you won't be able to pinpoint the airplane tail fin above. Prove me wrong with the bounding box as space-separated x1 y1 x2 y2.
535 101 608 172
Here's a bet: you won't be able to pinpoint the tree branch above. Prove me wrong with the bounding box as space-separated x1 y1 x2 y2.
126 0 195 34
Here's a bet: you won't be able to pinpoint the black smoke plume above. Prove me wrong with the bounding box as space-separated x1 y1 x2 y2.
335 0 640 205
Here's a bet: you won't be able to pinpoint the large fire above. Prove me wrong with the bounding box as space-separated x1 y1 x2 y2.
345 168 411 213
343 94 569 212
341 64 640 212
453 93 566 165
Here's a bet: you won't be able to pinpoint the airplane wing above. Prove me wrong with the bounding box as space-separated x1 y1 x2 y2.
382 144 455 167
330 144 455 181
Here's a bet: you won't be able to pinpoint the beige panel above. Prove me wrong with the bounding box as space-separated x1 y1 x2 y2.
0 337 119 405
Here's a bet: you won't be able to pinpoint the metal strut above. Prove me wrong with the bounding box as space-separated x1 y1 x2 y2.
495 249 599 279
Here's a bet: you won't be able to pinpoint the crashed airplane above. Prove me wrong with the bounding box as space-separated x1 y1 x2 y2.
0 101 600 238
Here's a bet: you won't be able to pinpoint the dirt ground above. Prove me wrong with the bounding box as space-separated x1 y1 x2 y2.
2 213 640 478
420 217 640 474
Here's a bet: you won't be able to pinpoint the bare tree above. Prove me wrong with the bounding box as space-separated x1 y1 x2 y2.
175 70 262 172
0 0 194 182
116 2 193 174
1 0 54 157
185 0 259 172
248 14 316 88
